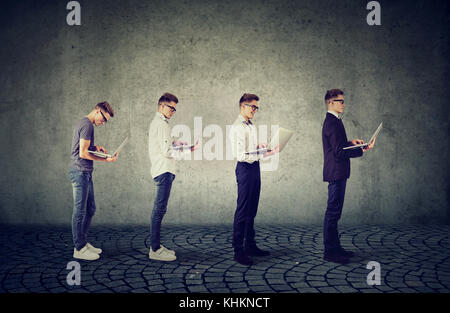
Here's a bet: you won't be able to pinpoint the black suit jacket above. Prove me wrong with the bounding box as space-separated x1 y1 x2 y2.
322 113 363 182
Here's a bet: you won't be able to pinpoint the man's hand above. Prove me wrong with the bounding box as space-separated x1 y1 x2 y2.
264 144 280 157
191 139 200 152
105 152 118 162
351 139 365 146
96 145 108 153
363 138 376 152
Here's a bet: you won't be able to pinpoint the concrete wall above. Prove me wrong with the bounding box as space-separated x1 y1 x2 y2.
0 0 448 225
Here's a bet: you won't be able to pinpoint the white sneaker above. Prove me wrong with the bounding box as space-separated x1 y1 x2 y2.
86 243 102 254
160 244 175 255
73 246 100 261
149 247 177 261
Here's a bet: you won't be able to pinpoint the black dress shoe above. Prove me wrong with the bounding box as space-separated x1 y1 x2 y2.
234 253 253 266
338 247 355 258
245 246 270 257
323 252 350 264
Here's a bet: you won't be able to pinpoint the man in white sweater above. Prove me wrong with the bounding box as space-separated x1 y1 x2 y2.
148 93 198 261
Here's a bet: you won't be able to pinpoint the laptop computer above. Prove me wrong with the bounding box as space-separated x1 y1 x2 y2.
245 127 294 155
172 144 194 151
89 137 129 158
343 123 382 150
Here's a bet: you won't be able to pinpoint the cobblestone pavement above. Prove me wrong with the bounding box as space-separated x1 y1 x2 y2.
0 224 449 293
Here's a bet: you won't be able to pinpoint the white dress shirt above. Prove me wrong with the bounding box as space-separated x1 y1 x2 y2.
229 114 263 164
327 110 340 119
148 112 177 178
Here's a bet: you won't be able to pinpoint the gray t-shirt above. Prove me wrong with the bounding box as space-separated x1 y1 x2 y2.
69 117 95 172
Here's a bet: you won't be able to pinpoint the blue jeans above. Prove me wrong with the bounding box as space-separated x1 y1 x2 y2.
151 172 175 251
69 169 96 251
324 179 347 254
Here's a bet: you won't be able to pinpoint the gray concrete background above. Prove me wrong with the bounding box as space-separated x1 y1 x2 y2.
0 0 448 225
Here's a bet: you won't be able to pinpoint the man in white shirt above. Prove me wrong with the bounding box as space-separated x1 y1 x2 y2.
229 93 279 266
148 92 198 261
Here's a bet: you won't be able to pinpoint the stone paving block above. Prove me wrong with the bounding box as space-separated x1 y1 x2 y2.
208 288 231 293
147 279 164 285
230 288 250 293
246 279 267 286
270 284 294 292
359 288 382 293
205 282 228 289
147 285 166 292
249 286 273 292
318 287 339 293
169 288 188 293
296 287 319 293
187 285 209 292
85 284 109 292
334 285 359 293
165 282 185 289
128 281 148 289
308 281 329 287
225 276 243 282
203 276 223 283
227 282 248 289
130 288 149 293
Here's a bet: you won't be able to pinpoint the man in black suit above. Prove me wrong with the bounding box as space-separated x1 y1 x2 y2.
322 89 375 263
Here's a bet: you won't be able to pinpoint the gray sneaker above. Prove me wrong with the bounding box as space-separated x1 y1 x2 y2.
160 244 175 256
86 243 102 254
149 247 177 261
73 246 100 261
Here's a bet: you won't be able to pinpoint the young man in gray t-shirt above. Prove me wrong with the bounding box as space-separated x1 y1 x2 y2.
69 101 118 261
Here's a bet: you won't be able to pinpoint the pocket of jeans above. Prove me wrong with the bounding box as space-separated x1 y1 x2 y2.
70 171 87 186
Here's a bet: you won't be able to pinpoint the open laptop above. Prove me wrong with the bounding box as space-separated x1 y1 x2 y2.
245 127 294 155
89 137 129 158
172 143 194 151
172 139 200 151
343 123 382 150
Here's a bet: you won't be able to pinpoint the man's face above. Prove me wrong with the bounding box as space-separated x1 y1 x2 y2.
241 99 259 120
329 95 345 114
95 109 111 126
161 101 177 119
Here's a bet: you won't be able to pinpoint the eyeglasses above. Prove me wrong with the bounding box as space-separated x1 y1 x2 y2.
166 104 177 112
99 111 108 123
244 103 259 111
333 99 345 104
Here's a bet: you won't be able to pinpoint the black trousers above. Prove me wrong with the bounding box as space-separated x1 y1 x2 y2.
323 179 347 254
233 161 261 254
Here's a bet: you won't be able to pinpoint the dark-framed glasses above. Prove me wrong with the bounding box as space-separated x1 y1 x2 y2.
166 104 177 112
100 111 108 123
245 103 259 111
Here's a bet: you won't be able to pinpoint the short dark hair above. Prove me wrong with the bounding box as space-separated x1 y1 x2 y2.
239 93 259 107
158 92 178 106
95 101 114 117
324 89 344 108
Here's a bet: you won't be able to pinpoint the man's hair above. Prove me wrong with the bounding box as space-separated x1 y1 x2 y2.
95 101 114 117
239 93 259 107
324 89 344 108
158 92 178 106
